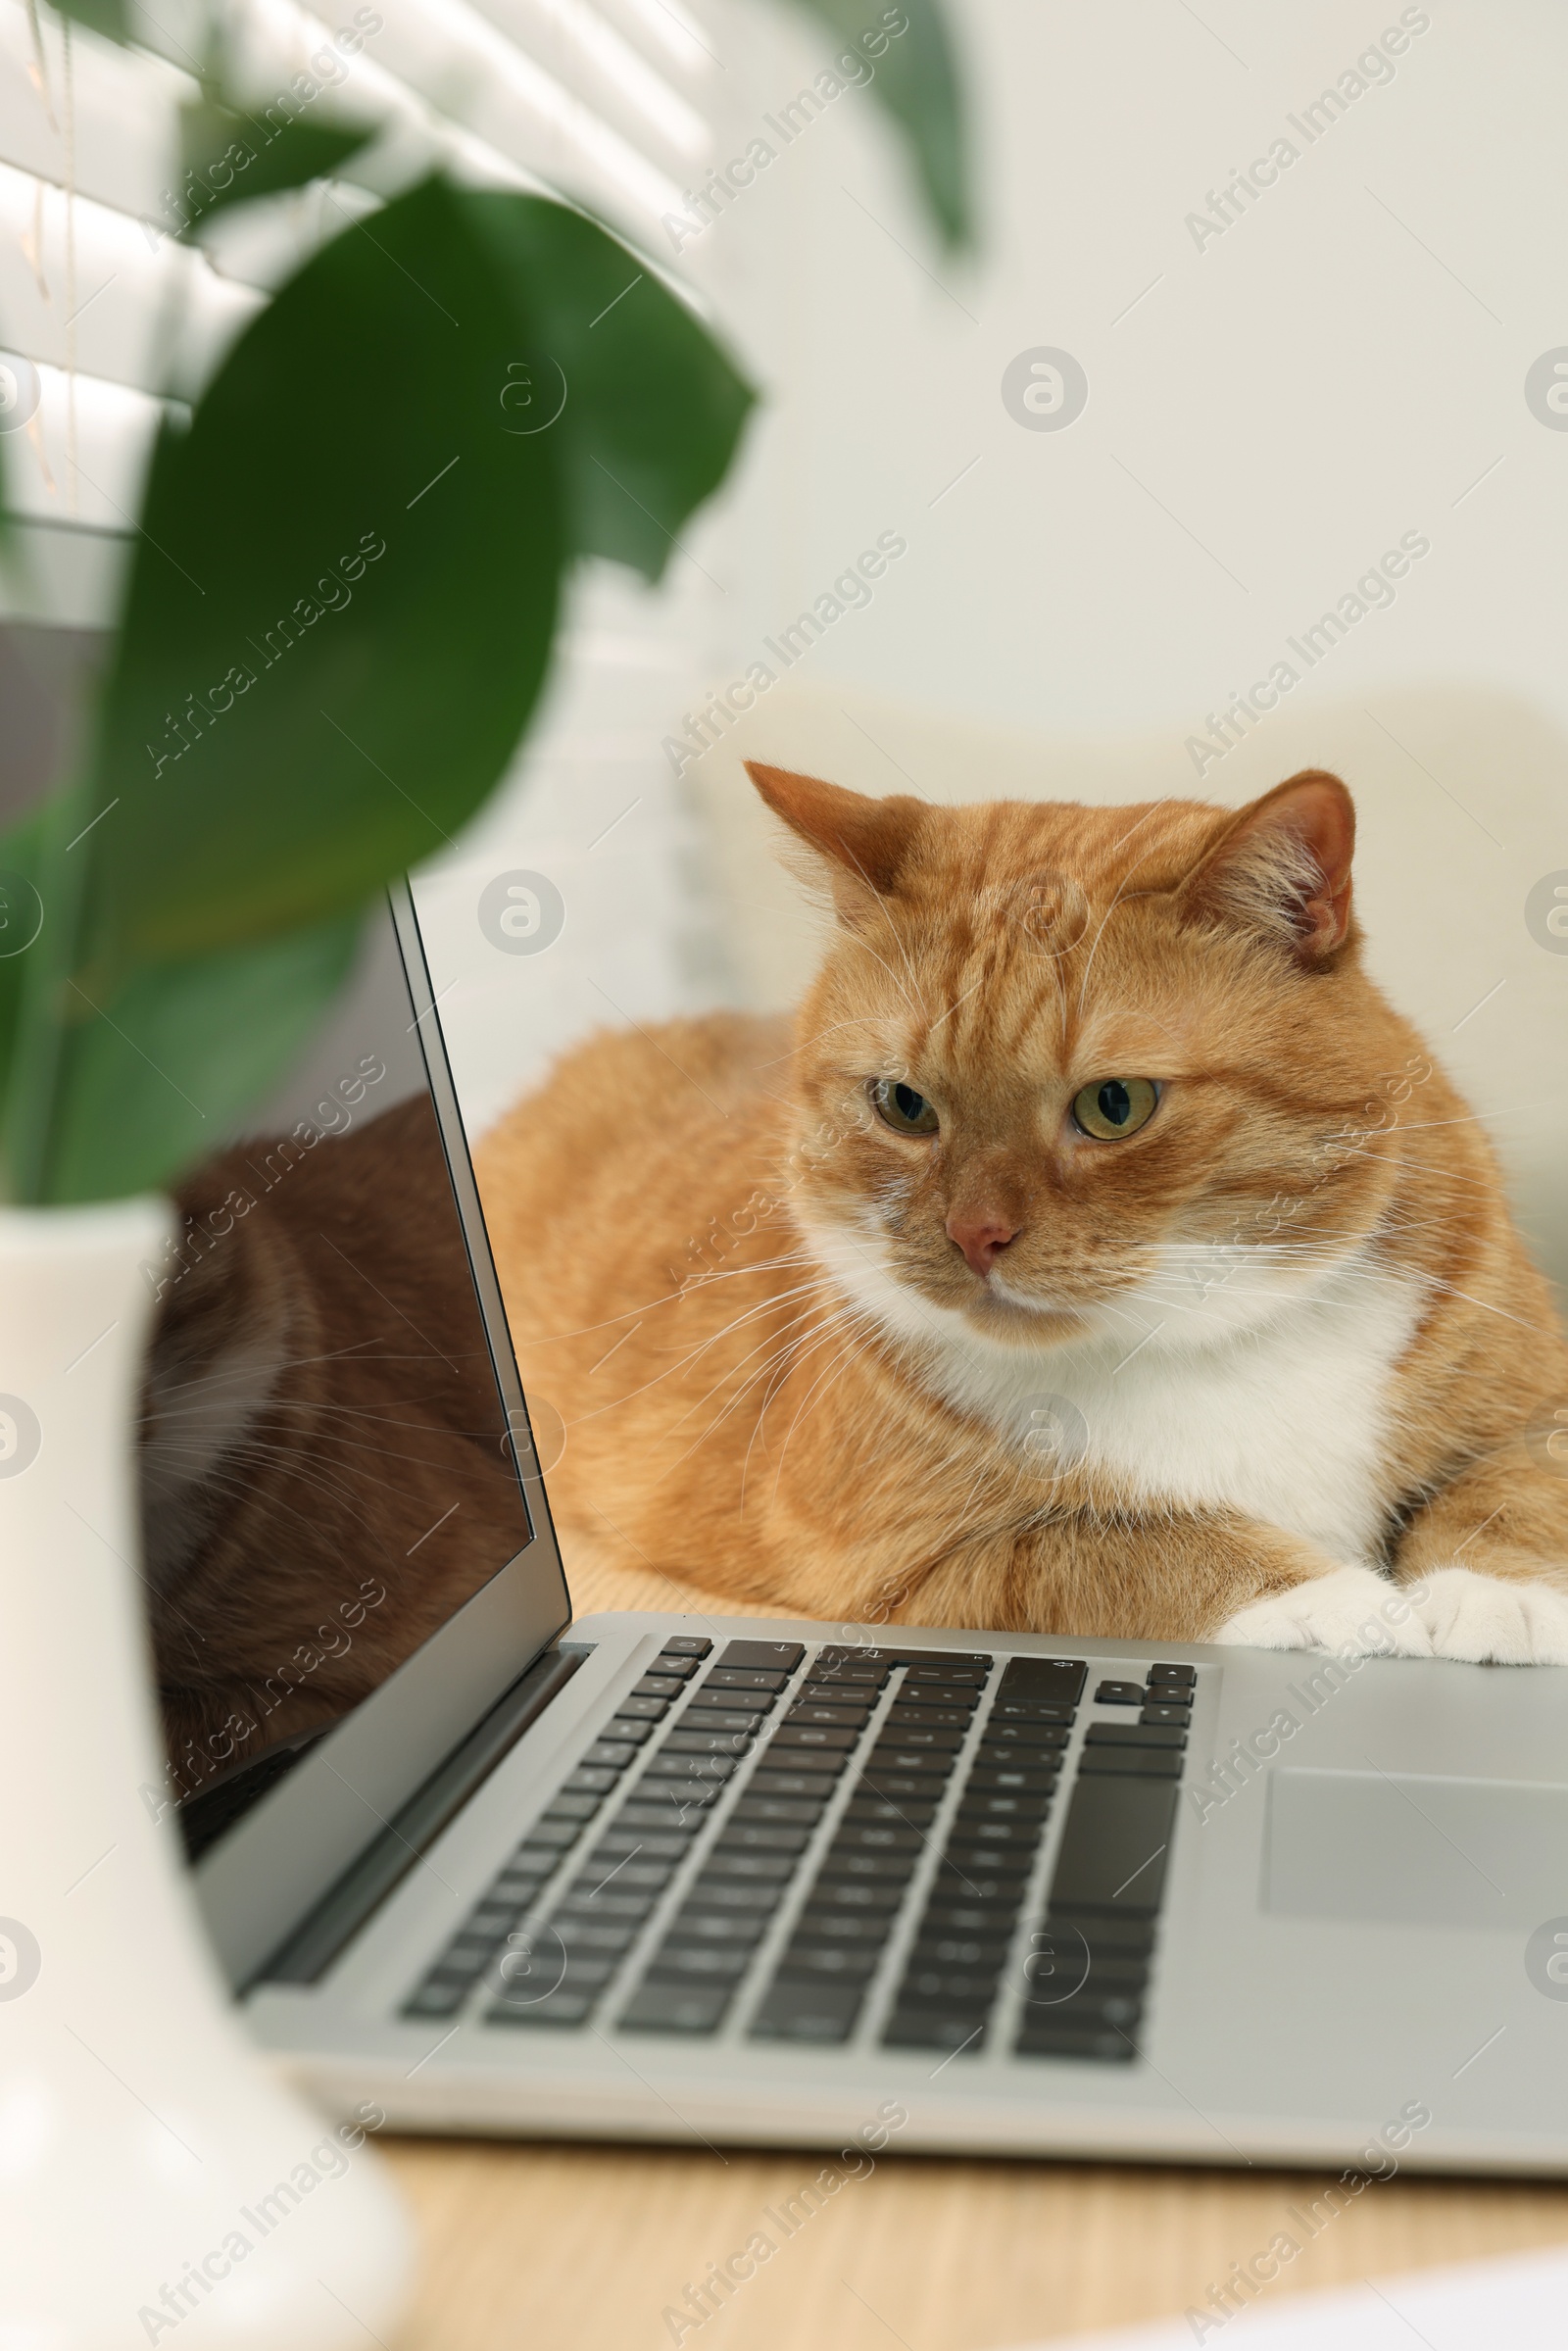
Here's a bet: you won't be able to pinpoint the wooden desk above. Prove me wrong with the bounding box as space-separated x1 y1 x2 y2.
380 1543 1568 2350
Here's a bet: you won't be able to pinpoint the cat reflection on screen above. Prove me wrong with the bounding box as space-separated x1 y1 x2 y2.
140 1087 524 1802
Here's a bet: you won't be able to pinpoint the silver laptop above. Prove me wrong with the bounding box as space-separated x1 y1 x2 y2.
162 889 1568 2175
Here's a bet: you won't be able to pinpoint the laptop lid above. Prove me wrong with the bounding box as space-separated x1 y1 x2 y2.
145 884 572 1980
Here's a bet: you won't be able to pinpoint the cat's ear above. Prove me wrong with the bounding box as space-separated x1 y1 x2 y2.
745 761 922 917
1177 769 1356 963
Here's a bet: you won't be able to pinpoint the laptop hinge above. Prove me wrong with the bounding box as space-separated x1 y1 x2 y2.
246 1643 583 1990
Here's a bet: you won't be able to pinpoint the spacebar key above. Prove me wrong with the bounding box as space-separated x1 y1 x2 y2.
1047 1776 1177 1917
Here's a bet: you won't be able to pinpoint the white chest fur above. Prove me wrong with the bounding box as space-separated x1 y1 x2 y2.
802 1219 1426 1566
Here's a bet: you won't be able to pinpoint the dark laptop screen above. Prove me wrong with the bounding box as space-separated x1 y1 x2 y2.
140 894 537 1819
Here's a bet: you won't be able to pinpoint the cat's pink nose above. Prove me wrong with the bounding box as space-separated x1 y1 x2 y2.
947 1211 1018 1277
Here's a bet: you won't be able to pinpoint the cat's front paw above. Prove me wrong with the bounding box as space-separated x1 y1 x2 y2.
1214 1564 1434 1658
1407 1567 1568 1664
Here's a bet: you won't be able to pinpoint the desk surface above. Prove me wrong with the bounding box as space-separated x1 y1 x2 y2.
381 1544 1568 2351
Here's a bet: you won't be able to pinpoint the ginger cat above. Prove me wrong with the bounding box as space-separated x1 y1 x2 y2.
476 763 1568 1662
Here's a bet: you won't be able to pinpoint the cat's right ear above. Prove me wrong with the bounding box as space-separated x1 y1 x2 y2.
745 761 923 920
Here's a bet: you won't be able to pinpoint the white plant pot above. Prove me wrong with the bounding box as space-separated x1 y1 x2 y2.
0 1198 415 2350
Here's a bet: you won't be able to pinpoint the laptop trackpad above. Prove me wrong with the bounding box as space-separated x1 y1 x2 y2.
1264 1768 1568 1928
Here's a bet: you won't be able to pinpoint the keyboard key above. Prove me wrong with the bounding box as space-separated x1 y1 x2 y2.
582 1741 643 1772
717 1641 805 1672
916 1934 1013 1967
948 1817 1038 1846
998 1658 1087 1704
931 1859 1026 1895
554 1890 659 1923
804 1879 905 1912
794 1910 898 1945
508 1841 569 1874
942 1845 1034 1879
749 1982 864 2041
639 1751 739 1781
614 1696 671 1721
567 1862 674 1896
871 1745 960 1777
704 1666 792 1693
886 1705 973 1732
633 1675 685 1699
689 1878 789 1911
830 1825 924 1855
770 1724 861 1751
1147 1662 1196 1688
648 1945 752 1982
751 1768 843 1797
666 1909 768 1943
613 1804 708 1833
562 1767 619 1796
894 1650 992 1671
659 1637 713 1658
550 1921 640 1953
1085 1722 1187 1749
1043 1909 1156 1956
402 1980 468 2018
688 1689 777 1717
858 1768 949 1798
990 1699 1075 1724
980 1722 1070 1749
1079 1748 1182 1779
787 1703 874 1730
1094 1680 1147 1707
1049 1778 1176 1916
716 1823 812 1853
957 1791 1053 1820
844 1797 939 1827
1015 2024 1135 2062
651 1653 702 1679
588 1720 653 1751
816 1850 917 1883
732 1797 829 1827
662 1729 755 1756
543 1792 603 1823
966 1767 1058 1793
1141 1704 1191 1728
487 1987 596 2028
618 1984 731 2033
704 1852 797 1882
585 1832 691 1863
773 1944 880 1982
924 1900 1024 1932
523 1818 584 1848
900 1967 1005 2006
877 1723 965 1751
883 2011 988 2050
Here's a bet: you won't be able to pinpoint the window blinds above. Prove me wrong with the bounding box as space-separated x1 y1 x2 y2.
0 0 717 617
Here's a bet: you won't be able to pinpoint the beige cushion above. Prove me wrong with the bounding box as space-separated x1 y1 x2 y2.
686 678 1568 1288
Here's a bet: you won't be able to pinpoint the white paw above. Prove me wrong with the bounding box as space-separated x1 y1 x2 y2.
1214 1564 1434 1658
1408 1566 1568 1665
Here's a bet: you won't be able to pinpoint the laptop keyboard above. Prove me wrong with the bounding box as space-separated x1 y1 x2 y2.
400 1639 1194 2064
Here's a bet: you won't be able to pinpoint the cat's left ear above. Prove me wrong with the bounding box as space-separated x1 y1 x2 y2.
1178 769 1356 963
744 761 923 916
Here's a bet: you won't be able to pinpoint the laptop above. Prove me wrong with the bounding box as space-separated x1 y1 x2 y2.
165 886 1568 2174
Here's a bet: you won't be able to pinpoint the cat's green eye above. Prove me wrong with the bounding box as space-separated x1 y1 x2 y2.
871 1078 939 1137
1071 1077 1159 1142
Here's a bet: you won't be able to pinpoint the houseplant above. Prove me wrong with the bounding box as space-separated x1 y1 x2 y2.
0 6 967 2342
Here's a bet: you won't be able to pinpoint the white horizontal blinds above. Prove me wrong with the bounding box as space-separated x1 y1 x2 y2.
0 0 716 610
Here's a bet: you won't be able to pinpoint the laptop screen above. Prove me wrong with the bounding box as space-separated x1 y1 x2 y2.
141 891 540 1825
